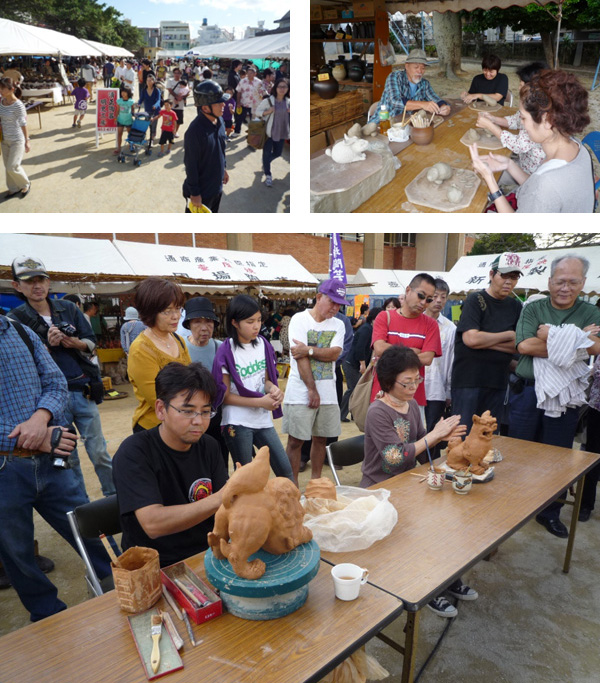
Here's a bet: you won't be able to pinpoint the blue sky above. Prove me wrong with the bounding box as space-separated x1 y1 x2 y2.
110 0 286 41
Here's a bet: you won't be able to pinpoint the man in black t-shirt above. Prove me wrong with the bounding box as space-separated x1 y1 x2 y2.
112 362 228 567
451 252 523 431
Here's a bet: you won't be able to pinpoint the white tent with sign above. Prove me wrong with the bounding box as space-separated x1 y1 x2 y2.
82 39 133 58
190 32 290 59
350 268 450 296
447 246 600 296
0 18 102 57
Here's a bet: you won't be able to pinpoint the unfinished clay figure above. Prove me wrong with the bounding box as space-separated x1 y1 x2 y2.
446 410 497 475
447 184 463 203
466 128 481 142
481 94 497 107
305 478 337 500
426 162 453 185
208 447 313 580
325 134 369 164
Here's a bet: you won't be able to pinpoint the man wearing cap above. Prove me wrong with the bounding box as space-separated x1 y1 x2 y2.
369 49 451 123
509 254 600 538
9 257 116 498
283 279 347 483
451 252 523 432
120 307 146 354
183 80 230 213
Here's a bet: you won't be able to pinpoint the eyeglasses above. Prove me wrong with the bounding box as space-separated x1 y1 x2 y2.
496 272 520 281
395 377 424 389
550 279 583 290
159 307 183 318
415 291 434 304
166 403 216 420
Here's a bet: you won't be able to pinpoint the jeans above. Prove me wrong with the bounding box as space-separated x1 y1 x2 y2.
64 390 116 497
234 106 252 134
0 454 112 621
508 384 580 520
340 360 361 421
262 137 285 176
425 400 447 461
222 424 293 480
582 407 600 511
451 386 506 432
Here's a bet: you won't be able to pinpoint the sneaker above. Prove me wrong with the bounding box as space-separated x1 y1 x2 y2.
579 507 593 522
35 555 55 574
265 175 273 187
446 581 478 601
77 120 81 128
72 123 77 128
427 596 457 618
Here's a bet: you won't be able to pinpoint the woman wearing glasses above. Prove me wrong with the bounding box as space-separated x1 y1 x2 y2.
370 273 442 423
212 295 294 480
363 345 473 619
127 277 191 432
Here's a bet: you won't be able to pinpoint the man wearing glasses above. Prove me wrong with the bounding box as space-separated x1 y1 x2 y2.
371 273 442 424
112 362 228 567
451 252 523 432
508 255 600 539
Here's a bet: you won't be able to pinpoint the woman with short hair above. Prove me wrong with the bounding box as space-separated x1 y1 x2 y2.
470 69 594 212
461 54 509 106
128 278 190 432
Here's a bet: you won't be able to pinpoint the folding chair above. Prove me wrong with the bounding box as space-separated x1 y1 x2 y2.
66 494 121 597
326 435 365 486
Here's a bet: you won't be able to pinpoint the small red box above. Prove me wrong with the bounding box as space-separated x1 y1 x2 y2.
161 562 222 625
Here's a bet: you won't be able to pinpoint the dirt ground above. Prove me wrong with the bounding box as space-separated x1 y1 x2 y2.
0 79 290 214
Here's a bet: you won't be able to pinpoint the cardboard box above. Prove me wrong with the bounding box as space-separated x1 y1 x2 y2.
353 1 375 18
161 562 222 625
310 5 323 21
323 9 339 20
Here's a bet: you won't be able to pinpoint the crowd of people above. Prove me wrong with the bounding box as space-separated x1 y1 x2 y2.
369 48 596 213
2 250 600 629
0 55 290 211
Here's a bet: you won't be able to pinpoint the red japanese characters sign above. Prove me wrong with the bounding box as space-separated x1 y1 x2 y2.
96 88 119 132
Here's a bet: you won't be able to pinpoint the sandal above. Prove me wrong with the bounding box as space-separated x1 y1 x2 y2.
113 149 120 155
20 185 31 197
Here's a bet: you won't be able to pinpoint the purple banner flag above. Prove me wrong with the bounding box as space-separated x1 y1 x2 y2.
329 233 347 284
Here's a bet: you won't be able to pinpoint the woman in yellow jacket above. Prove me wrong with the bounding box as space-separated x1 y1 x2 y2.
127 277 191 431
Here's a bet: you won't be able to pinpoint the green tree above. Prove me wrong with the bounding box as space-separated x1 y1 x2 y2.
469 233 537 256
535 233 600 248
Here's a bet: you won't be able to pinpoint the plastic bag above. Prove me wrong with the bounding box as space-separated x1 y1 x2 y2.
378 38 396 67
302 486 397 552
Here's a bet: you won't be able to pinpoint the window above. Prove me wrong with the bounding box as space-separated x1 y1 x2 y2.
383 233 416 247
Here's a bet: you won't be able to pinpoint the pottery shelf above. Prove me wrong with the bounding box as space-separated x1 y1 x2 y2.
310 39 376 44
310 18 375 24
332 80 372 88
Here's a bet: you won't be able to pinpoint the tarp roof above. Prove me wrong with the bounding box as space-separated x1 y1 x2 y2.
190 32 290 59
0 18 103 57
350 268 449 296
82 39 133 58
311 0 557 13
447 246 600 296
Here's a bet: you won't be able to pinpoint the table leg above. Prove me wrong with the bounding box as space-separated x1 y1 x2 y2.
400 610 420 683
563 474 585 574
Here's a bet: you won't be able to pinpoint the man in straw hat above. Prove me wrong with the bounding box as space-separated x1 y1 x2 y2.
369 48 451 123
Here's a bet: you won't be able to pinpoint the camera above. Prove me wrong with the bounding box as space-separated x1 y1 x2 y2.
51 426 76 469
56 321 77 337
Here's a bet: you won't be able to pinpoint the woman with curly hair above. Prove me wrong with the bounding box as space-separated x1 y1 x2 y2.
470 69 594 212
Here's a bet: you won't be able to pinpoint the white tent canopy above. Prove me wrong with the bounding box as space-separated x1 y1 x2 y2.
82 39 133 58
190 32 290 59
0 18 102 57
350 268 449 296
447 246 600 296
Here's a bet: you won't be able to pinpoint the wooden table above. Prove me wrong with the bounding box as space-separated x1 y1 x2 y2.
353 100 515 213
320 435 600 682
0 556 403 683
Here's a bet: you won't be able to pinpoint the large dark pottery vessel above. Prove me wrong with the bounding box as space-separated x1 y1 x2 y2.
347 57 365 82
364 65 374 83
313 71 339 100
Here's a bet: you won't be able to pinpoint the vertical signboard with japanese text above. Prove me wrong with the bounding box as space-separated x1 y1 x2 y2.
95 88 119 148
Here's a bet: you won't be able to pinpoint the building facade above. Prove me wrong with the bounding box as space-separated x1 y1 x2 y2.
159 21 191 52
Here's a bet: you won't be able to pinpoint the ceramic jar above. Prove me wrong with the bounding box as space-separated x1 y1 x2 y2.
410 124 434 145
313 66 339 100
364 64 374 83
347 57 364 82
332 61 347 82
452 470 473 495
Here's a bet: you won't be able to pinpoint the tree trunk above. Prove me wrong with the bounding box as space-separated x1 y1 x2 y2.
432 11 467 79
541 31 558 68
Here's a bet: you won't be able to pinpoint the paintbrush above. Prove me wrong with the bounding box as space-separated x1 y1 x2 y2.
160 610 184 651
150 613 162 673
99 534 119 565
174 577 203 608
181 610 197 647
178 576 211 608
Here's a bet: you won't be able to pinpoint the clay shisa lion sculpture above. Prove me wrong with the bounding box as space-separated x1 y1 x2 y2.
446 410 497 475
325 134 369 164
207 446 313 580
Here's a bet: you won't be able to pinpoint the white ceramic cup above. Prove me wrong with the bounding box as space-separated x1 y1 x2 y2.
452 470 473 495
427 470 445 490
331 563 369 601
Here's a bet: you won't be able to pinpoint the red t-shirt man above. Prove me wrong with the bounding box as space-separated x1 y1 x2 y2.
371 280 442 406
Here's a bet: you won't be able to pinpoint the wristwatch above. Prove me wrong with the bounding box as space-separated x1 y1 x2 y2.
308 347 314 357
487 189 503 203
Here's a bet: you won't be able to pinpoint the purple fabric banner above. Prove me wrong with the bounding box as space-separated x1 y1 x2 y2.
329 233 347 284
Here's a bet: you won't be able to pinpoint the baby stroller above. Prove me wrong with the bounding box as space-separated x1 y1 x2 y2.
117 111 152 167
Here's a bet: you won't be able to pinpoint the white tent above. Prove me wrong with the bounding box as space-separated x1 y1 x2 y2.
0 18 102 57
190 32 290 59
350 268 450 296
82 39 133 58
447 246 600 296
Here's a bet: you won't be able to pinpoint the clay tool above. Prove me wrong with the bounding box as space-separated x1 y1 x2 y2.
400 107 407 127
429 110 436 126
178 576 211 607
162 584 183 621
150 613 162 673
409 472 426 482
99 534 119 565
160 610 184 651
181 610 197 647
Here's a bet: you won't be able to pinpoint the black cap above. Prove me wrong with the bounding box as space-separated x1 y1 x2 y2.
193 79 231 107
183 297 219 329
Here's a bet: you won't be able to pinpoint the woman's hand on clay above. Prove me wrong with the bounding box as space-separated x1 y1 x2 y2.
431 414 465 441
476 113 494 131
